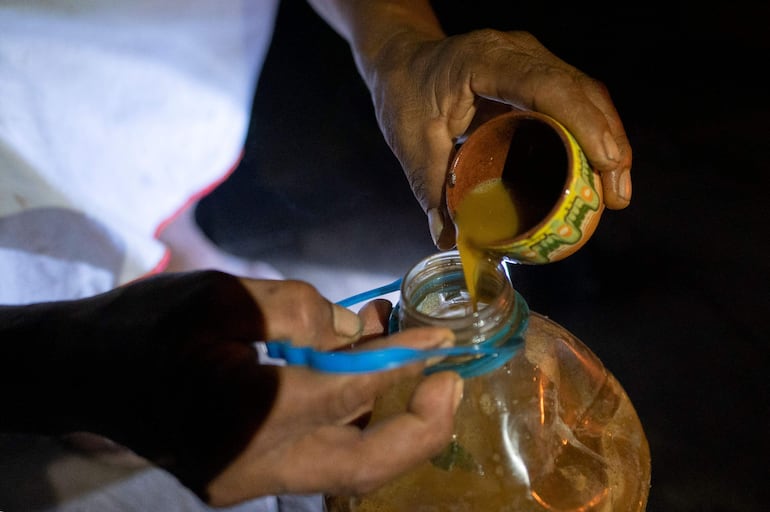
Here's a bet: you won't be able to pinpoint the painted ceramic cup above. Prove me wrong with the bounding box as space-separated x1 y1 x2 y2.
446 110 604 264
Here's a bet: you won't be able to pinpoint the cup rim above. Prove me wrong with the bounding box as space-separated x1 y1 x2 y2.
446 110 587 251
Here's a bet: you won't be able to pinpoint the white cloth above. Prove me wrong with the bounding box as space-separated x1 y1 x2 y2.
0 1 322 510
0 0 278 303
0 433 324 512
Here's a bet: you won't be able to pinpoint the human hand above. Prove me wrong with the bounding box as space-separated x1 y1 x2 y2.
206 297 463 506
4 271 462 505
363 28 632 249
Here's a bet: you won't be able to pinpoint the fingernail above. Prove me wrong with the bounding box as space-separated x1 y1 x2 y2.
332 304 362 338
617 169 632 202
603 131 619 162
427 208 444 248
452 378 464 411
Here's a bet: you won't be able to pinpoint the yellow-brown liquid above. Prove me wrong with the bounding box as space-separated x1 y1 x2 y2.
324 315 651 512
454 178 521 303
326 125 652 511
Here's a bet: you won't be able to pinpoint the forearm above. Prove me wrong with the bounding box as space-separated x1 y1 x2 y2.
305 0 445 85
0 272 280 500
0 301 97 435
0 295 157 440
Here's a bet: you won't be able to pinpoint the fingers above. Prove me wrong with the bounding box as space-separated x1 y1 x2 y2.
427 96 514 249
266 370 463 498
583 86 633 210
412 118 459 249
205 326 460 504
357 299 393 338
274 326 456 425
520 73 632 209
428 207 457 250
539 81 633 210
318 370 463 496
464 30 633 209
382 29 633 250
351 370 463 493
238 279 362 349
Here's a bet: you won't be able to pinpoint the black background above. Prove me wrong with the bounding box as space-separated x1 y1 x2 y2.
198 2 770 510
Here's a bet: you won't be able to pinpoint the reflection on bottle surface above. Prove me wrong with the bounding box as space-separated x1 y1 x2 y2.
325 252 650 512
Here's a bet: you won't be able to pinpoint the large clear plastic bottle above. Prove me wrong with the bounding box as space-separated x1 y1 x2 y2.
325 251 650 511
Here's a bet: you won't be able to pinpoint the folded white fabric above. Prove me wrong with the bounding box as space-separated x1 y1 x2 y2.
0 0 279 303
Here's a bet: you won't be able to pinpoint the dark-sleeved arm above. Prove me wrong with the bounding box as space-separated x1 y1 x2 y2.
0 270 280 500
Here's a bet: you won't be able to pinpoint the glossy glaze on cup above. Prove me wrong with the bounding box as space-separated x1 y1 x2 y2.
446 111 604 264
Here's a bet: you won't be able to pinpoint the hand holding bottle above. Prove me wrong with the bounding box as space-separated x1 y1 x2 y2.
0 271 464 507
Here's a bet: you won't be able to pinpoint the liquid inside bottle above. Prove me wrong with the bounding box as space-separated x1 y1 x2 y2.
325 252 651 512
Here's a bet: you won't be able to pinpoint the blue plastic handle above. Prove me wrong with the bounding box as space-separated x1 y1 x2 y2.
334 278 402 308
263 278 524 374
265 341 519 374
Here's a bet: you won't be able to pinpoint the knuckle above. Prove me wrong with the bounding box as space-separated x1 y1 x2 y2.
347 466 388 495
583 75 611 97
326 379 373 420
281 279 320 298
465 29 540 53
280 280 327 331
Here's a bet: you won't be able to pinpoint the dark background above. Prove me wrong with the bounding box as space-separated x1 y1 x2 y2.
197 2 770 510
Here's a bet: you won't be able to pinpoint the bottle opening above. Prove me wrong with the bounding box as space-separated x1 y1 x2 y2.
393 251 529 378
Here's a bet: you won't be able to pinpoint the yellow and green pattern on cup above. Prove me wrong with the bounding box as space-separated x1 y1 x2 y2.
447 111 605 265
494 121 603 264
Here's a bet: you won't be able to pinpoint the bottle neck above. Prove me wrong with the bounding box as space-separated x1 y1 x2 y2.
392 251 529 378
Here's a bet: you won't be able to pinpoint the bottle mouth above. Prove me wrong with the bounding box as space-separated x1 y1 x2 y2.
392 251 530 378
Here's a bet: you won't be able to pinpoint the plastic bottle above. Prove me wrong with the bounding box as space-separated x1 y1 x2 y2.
324 251 650 511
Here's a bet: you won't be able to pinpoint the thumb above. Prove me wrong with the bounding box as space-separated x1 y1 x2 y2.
414 118 458 250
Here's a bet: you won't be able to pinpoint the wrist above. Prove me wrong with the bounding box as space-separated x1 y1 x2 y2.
322 1 445 88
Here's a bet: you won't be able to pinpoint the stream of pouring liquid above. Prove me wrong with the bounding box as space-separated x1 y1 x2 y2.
454 178 521 306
